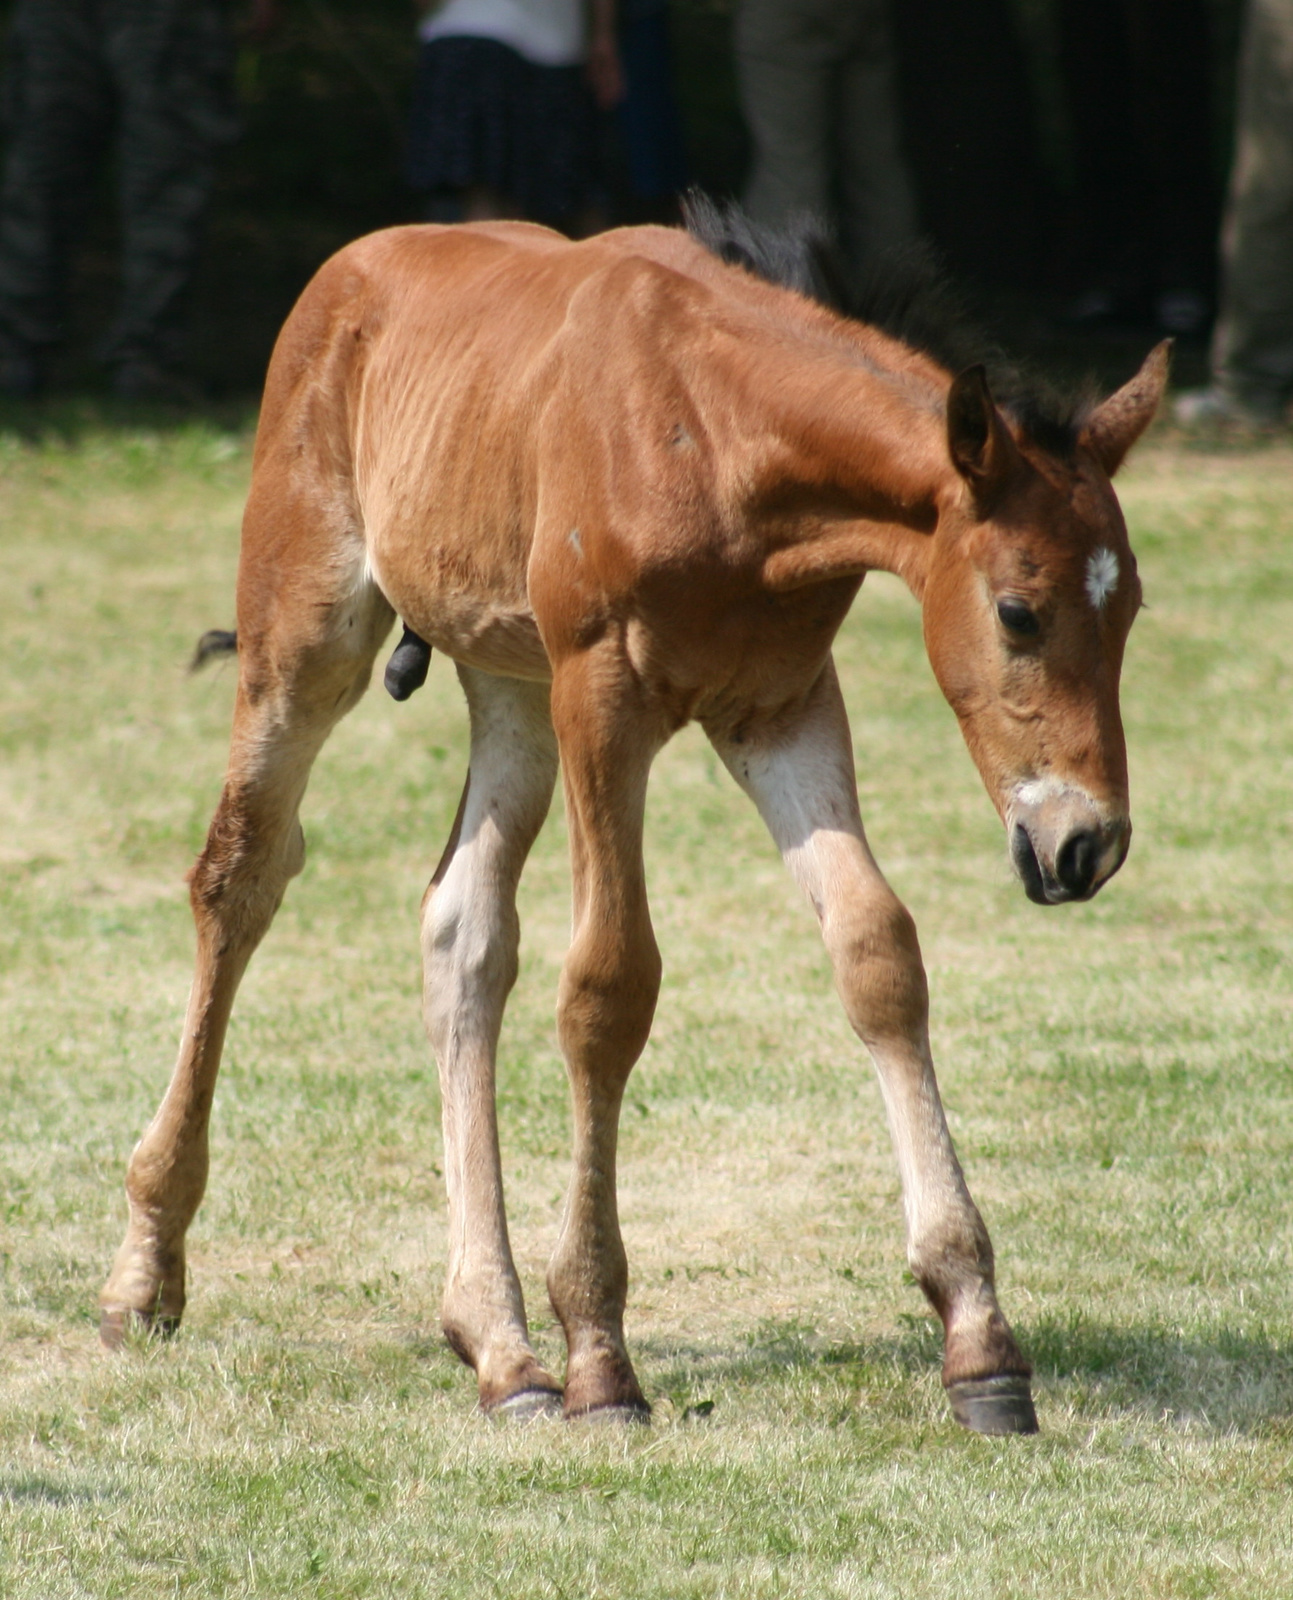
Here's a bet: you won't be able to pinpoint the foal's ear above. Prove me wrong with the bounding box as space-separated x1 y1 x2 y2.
946 365 1018 504
1080 339 1172 476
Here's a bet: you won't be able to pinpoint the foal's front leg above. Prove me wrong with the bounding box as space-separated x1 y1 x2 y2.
708 663 1037 1435
545 650 666 1419
422 666 563 1416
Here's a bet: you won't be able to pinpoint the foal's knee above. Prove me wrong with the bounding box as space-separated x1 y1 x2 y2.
420 884 521 1053
825 892 929 1048
556 932 662 1084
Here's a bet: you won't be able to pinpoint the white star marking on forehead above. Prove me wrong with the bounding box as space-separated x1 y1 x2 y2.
1086 547 1120 610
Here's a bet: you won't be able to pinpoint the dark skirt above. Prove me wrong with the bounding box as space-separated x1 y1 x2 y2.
406 36 596 226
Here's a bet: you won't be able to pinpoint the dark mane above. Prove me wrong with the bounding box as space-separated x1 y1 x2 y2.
683 193 1090 455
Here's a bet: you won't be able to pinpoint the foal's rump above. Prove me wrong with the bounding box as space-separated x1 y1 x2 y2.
253 224 579 680
237 226 545 684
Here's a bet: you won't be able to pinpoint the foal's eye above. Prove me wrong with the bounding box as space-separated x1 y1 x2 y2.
996 598 1040 638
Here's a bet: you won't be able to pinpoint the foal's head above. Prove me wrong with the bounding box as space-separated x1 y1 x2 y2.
921 344 1169 905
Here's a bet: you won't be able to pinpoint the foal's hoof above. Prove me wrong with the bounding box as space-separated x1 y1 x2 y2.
489 1388 565 1423
383 627 431 701
98 1306 181 1351
946 1374 1039 1436
566 1401 652 1427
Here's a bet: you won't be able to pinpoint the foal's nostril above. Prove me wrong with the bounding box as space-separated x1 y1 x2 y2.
1055 829 1100 899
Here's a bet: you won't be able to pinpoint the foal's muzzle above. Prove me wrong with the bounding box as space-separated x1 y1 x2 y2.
1008 786 1131 906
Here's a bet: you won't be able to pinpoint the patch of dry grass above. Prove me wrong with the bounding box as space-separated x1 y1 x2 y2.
1 416 1291 1596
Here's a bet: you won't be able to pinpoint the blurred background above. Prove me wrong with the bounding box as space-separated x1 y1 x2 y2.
0 0 1249 401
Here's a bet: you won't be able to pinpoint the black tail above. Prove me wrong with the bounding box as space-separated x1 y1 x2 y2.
190 628 237 673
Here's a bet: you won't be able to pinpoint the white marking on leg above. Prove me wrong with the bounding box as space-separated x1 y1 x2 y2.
424 667 558 1395
707 681 999 1319
1086 546 1119 610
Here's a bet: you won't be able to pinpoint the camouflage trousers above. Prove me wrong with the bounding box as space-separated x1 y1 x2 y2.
0 0 237 371
735 0 918 288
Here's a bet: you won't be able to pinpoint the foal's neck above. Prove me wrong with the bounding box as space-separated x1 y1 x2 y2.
744 333 953 597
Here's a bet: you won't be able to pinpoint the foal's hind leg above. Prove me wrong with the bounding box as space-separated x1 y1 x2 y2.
707 663 1037 1436
423 664 563 1416
99 548 393 1344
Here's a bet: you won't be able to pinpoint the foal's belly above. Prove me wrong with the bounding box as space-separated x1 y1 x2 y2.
391 583 552 683
425 596 552 681
366 519 553 682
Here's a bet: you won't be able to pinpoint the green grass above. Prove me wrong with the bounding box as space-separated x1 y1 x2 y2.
1 412 1291 1596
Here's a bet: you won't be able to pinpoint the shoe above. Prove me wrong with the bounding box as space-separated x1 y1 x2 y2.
1155 288 1209 337
1061 280 1150 328
111 359 204 405
1063 288 1122 326
1174 386 1284 433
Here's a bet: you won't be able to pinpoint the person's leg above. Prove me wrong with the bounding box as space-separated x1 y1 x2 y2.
1130 0 1216 331
1056 0 1144 314
513 61 602 234
735 0 835 228
101 0 237 391
615 10 688 215
834 0 918 275
1210 0 1293 419
0 0 110 393
462 186 512 221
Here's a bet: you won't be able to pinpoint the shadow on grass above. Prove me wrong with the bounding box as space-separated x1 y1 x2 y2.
1022 1312 1293 1434
644 1313 1293 1437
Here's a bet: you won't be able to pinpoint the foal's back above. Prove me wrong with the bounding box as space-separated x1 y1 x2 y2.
248 220 940 693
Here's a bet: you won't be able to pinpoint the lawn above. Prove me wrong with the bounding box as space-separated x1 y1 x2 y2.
1 410 1290 1597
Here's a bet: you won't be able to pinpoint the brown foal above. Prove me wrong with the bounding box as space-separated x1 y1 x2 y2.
99 212 1167 1435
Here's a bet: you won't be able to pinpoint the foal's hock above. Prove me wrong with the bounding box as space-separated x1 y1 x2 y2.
100 208 1167 1436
